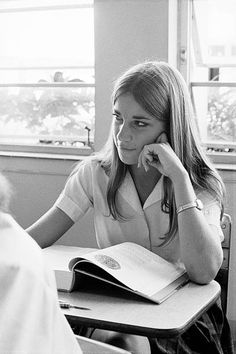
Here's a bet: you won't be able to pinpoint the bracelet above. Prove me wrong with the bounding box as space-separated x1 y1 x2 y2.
177 199 203 214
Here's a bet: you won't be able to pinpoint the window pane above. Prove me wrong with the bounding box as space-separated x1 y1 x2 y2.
192 0 236 81
0 1 94 152
0 85 94 147
0 5 94 69
190 0 236 150
192 85 236 145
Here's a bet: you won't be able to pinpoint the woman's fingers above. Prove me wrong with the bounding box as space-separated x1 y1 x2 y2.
138 144 159 172
138 132 169 171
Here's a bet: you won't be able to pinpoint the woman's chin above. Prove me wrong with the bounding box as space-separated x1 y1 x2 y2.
118 154 137 165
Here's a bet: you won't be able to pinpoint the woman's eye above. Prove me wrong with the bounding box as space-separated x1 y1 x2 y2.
134 121 147 127
112 113 122 122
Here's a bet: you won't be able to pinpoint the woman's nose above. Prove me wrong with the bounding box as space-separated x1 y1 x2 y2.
117 123 132 142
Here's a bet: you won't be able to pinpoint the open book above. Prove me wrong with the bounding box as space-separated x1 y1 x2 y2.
43 242 189 304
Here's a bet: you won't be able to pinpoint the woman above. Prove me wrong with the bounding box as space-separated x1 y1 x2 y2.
27 61 233 353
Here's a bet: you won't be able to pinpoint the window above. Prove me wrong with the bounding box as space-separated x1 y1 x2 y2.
179 0 236 163
0 0 94 155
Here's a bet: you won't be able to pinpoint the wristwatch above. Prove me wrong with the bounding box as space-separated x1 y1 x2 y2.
177 199 203 215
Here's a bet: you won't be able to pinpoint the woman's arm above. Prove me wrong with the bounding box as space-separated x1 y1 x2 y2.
26 206 74 248
139 138 223 284
172 171 223 284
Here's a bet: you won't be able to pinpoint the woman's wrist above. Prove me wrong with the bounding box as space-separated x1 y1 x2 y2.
171 168 189 187
172 171 197 207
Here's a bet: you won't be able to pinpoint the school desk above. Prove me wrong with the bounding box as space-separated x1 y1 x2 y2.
58 280 221 338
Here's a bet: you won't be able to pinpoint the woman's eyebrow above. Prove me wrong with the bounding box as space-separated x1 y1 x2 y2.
133 115 152 120
112 109 121 115
112 109 152 120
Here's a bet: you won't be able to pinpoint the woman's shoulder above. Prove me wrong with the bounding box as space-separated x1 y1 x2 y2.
74 156 102 171
70 157 106 181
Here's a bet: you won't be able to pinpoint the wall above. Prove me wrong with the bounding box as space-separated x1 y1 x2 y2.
94 0 176 150
0 154 97 248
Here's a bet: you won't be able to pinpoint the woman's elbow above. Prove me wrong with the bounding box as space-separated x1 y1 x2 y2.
189 270 217 285
187 252 223 285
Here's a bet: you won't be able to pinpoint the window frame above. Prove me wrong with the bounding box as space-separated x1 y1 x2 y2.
178 0 236 165
0 1 94 157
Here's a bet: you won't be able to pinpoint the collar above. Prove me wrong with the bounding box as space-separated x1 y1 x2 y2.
144 175 163 209
118 171 163 212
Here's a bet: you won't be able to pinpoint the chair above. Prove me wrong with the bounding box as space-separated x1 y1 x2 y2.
75 335 131 354
215 213 232 314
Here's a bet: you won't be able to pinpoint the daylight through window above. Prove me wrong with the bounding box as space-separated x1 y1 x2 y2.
0 0 94 154
189 0 236 156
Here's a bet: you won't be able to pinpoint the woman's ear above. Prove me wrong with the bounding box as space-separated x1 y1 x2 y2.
156 132 168 144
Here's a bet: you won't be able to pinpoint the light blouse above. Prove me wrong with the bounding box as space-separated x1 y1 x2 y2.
55 159 224 264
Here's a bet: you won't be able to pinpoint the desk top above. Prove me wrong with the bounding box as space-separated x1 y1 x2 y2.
59 280 220 338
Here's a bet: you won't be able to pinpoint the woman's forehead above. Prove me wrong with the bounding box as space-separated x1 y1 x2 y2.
114 93 152 116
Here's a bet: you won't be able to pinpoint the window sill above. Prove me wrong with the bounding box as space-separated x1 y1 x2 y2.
0 149 89 175
0 150 89 162
207 152 236 166
0 143 93 161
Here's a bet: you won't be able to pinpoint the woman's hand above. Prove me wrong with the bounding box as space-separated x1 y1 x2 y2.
138 133 187 181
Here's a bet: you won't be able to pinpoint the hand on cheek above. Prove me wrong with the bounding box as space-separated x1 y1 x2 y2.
137 132 168 172
137 132 186 181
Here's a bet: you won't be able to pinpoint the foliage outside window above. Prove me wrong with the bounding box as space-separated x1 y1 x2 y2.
0 0 94 155
188 0 236 161
207 86 236 144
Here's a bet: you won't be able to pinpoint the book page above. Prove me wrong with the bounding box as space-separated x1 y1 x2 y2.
43 245 96 271
77 242 186 297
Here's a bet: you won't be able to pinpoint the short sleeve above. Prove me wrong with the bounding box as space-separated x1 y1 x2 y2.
197 191 224 242
54 161 93 222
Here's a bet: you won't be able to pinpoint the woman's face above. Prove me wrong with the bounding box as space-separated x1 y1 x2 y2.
113 93 166 165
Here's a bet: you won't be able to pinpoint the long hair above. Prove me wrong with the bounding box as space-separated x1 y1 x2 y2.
80 61 225 245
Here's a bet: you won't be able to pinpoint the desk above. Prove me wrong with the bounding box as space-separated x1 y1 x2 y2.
59 280 220 338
